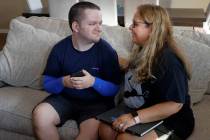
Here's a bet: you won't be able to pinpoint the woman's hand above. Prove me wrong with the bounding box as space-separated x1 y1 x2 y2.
112 113 135 132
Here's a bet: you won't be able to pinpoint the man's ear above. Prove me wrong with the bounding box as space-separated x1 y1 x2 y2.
72 21 79 33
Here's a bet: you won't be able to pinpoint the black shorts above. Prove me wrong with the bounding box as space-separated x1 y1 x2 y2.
155 125 182 140
162 108 195 139
40 94 114 127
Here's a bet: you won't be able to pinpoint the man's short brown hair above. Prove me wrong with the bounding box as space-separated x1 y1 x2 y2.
68 1 100 31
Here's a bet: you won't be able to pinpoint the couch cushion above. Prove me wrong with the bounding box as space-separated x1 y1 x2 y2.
174 36 210 104
0 87 78 139
0 129 34 140
0 51 4 87
16 16 71 37
174 28 210 47
101 25 133 60
174 29 210 94
0 19 62 89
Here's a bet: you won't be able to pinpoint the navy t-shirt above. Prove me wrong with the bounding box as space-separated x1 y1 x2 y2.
43 36 121 102
142 47 190 106
139 47 194 138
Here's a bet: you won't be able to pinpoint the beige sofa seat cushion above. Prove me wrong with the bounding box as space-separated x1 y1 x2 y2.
0 87 78 139
175 36 210 104
0 19 62 89
0 129 34 140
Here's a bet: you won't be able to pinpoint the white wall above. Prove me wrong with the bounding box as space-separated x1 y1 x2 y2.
159 0 171 8
48 0 79 20
124 0 158 27
81 0 118 26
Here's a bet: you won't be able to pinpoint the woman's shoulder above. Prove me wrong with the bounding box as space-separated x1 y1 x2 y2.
154 47 185 79
160 47 182 68
148 47 188 88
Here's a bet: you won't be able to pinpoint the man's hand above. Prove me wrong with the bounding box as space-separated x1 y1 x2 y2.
70 70 95 89
62 75 74 88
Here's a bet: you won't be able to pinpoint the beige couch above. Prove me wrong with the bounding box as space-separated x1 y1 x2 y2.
0 16 210 140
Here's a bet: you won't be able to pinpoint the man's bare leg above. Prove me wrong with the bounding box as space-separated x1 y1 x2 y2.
32 103 60 140
76 118 100 140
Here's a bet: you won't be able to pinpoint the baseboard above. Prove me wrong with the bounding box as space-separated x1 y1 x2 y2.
0 29 9 33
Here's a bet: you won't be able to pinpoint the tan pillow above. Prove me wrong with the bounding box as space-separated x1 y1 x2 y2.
0 19 62 89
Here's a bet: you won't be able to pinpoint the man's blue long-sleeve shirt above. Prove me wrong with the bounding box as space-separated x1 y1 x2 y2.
43 75 119 96
43 36 122 101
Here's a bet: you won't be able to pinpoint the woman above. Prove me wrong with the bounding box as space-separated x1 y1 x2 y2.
99 4 194 140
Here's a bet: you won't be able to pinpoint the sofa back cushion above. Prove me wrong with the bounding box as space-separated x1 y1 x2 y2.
174 29 210 95
174 28 210 47
175 36 210 104
17 16 71 37
101 25 133 60
0 19 62 89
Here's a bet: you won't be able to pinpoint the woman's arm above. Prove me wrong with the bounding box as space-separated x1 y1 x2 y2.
136 101 183 123
113 101 183 132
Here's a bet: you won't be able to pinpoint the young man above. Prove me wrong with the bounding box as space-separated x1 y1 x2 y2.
32 2 121 140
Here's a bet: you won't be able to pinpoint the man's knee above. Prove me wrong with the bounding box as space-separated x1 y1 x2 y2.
99 123 110 135
117 133 128 140
32 103 60 128
99 122 116 140
78 118 100 140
